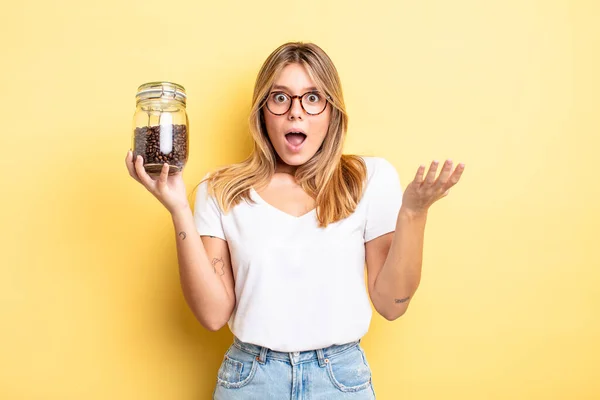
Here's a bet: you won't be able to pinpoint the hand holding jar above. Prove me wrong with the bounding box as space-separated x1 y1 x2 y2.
125 81 191 214
125 150 190 214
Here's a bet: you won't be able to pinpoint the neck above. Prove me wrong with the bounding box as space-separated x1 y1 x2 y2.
274 159 298 175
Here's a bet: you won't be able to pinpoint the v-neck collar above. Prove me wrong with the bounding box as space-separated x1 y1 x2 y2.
250 187 317 220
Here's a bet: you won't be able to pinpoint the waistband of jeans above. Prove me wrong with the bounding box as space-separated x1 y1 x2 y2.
232 336 361 361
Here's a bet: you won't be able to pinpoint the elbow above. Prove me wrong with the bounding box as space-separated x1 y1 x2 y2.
381 304 409 321
204 321 225 332
189 296 235 332
383 310 405 322
202 315 230 332
382 312 395 322
201 307 234 332
188 311 226 332
373 294 411 321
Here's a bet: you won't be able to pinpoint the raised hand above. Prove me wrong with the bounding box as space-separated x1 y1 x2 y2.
401 159 465 215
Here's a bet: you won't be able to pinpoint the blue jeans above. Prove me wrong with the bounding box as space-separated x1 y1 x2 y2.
213 336 376 399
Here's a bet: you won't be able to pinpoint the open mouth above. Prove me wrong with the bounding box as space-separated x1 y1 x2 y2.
285 132 307 146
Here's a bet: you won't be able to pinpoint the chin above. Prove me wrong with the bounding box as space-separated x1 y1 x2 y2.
279 153 311 166
277 147 317 166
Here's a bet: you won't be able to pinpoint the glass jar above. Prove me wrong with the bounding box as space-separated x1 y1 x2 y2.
132 81 189 176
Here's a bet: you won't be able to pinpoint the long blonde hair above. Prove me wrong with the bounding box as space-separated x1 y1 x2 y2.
194 42 367 228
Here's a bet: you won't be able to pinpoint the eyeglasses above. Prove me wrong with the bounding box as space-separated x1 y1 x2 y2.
264 91 331 116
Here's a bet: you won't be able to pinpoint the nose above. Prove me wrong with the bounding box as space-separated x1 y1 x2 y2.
288 96 304 119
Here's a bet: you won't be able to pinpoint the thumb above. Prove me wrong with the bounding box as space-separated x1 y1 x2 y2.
157 163 170 190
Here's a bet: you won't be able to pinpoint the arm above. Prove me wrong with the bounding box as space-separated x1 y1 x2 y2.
124 152 235 331
171 206 235 331
366 159 464 321
366 207 427 321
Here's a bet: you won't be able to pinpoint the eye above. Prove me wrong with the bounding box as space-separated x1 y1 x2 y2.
306 93 321 103
272 92 289 103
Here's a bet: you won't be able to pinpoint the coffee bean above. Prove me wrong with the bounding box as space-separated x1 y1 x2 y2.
133 124 188 175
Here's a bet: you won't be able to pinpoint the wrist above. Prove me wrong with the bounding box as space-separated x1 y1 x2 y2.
170 203 192 218
399 205 428 220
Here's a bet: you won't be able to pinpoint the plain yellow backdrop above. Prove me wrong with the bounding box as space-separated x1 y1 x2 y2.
1 0 598 399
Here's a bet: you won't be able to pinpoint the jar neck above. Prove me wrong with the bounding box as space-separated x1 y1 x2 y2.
137 97 186 107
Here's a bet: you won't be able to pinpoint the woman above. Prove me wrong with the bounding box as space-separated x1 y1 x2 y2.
125 42 464 399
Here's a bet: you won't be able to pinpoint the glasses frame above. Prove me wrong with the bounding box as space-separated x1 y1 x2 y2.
264 90 332 116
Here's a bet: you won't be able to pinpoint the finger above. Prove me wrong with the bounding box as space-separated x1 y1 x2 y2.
157 162 169 190
449 163 466 185
443 163 465 190
435 159 453 189
125 150 142 183
424 160 439 185
134 155 154 189
414 164 426 184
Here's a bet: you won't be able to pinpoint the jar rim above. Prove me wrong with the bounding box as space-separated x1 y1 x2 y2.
136 82 187 105
137 81 185 92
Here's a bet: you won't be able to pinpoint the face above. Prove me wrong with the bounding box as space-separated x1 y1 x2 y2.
262 63 331 172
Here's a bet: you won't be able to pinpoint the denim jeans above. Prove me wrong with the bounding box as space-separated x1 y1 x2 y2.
213 336 376 399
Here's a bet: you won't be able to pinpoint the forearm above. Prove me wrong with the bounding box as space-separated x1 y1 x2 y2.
374 206 428 320
171 206 231 330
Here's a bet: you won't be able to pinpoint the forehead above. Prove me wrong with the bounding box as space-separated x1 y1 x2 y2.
273 63 317 91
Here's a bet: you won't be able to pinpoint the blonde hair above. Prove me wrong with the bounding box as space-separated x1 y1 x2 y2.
193 42 367 228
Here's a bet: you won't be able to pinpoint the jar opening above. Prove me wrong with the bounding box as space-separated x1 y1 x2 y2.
136 82 186 105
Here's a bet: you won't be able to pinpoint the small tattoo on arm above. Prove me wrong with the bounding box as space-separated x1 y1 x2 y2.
212 257 225 276
178 231 186 240
394 297 410 304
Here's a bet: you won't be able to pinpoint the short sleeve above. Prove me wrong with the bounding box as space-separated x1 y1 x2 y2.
193 174 226 241
364 158 403 242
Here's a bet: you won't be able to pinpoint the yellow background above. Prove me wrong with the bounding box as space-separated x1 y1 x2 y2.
2 0 598 399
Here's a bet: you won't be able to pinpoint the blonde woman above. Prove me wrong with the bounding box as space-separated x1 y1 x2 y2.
125 42 464 399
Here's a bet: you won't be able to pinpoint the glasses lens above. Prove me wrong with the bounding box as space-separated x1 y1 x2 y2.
267 92 291 115
266 91 328 115
302 92 327 115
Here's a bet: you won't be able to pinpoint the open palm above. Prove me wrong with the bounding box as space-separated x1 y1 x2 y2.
402 159 465 215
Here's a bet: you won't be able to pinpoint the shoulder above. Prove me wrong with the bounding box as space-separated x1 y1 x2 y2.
195 170 221 202
196 173 212 194
358 156 399 182
355 156 402 203
198 164 231 190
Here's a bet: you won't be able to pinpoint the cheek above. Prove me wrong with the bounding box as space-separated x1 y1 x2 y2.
314 114 331 138
263 114 279 139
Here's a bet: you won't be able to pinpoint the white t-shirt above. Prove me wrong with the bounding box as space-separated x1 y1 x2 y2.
193 156 403 352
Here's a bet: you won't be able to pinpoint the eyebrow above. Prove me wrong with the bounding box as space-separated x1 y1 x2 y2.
272 85 319 92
